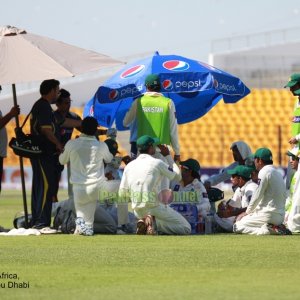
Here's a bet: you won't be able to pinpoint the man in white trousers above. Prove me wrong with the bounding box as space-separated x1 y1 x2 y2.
233 148 287 235
119 135 191 235
59 117 113 236
214 165 257 232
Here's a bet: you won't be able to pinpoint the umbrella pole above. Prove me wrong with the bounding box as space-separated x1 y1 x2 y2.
12 84 29 228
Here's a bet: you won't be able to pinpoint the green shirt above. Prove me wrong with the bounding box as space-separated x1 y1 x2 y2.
137 94 171 145
292 99 300 137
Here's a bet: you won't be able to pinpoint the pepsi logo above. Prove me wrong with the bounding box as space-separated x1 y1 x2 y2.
162 80 173 90
163 60 189 71
120 65 145 79
109 90 119 100
89 105 94 116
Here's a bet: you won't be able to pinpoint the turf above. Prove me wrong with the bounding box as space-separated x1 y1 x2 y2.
0 191 300 300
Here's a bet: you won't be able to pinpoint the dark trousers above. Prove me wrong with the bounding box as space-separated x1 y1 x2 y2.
30 155 60 227
0 156 3 194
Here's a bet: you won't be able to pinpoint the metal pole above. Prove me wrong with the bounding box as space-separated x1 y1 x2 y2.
12 84 29 228
278 125 282 166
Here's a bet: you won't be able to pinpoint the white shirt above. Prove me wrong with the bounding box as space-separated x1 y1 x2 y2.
0 110 8 157
119 153 181 209
239 180 258 208
246 165 286 215
170 178 210 215
123 92 180 155
59 134 113 186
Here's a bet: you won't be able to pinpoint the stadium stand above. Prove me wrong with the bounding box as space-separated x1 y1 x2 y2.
4 89 295 167
177 88 294 167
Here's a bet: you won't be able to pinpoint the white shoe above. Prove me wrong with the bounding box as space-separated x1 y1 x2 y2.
39 227 57 234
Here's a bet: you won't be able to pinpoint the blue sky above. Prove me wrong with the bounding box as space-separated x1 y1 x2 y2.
1 0 300 61
1 0 300 110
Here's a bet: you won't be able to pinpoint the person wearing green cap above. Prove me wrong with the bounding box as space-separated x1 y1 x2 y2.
169 158 211 233
123 74 180 162
214 165 257 232
284 73 300 146
285 147 300 232
119 135 191 235
284 74 300 190
233 147 288 235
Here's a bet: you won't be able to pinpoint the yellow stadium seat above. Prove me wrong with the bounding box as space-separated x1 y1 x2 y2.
3 96 296 168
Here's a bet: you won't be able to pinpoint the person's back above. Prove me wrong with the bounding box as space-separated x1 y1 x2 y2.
123 74 180 160
119 135 190 235
137 93 171 145
65 136 110 185
123 154 167 209
252 165 286 214
59 117 113 236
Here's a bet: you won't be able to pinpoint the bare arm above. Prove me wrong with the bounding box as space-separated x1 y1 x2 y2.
61 118 82 129
0 106 20 129
123 100 137 127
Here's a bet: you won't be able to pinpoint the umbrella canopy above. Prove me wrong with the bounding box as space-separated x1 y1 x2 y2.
0 25 122 84
84 51 250 130
0 25 123 228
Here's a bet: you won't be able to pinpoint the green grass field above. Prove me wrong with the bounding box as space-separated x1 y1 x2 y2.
0 191 300 300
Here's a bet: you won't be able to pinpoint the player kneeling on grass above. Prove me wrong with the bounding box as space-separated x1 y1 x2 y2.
214 165 257 232
119 135 191 235
233 148 290 235
59 117 113 236
170 158 211 234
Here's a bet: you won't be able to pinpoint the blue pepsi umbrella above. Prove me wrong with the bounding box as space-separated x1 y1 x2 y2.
84 51 250 130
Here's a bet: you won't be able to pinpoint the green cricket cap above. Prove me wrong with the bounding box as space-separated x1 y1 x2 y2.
180 159 201 173
145 74 160 87
252 147 273 161
227 165 252 179
136 135 159 150
284 73 300 92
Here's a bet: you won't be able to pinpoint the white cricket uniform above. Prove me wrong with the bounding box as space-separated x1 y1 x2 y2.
214 180 257 232
233 165 286 235
59 134 113 227
123 92 180 155
103 160 129 227
170 179 211 216
287 164 300 232
119 153 191 235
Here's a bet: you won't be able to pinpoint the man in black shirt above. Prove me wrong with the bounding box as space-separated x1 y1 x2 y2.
30 80 81 230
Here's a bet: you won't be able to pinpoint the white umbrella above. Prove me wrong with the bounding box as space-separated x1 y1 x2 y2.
0 25 123 227
0 25 122 84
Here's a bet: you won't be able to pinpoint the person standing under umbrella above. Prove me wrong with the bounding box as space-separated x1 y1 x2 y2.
0 85 20 195
30 80 81 231
123 74 180 162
